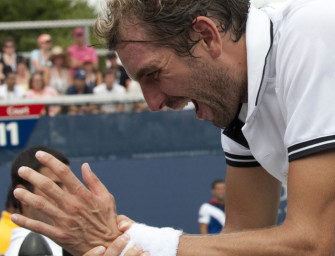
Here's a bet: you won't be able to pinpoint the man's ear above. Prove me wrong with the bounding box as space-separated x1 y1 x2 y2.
192 16 222 59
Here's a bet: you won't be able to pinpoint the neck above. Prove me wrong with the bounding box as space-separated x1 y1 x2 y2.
7 85 15 91
4 52 15 57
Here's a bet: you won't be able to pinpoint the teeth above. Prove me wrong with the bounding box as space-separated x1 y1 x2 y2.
178 100 191 111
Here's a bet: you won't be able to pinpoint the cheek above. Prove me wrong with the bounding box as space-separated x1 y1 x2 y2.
159 76 190 96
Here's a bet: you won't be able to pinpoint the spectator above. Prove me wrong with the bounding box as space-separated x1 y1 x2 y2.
29 34 52 75
125 80 149 112
0 37 23 83
0 186 19 255
0 71 26 100
15 58 30 91
198 179 226 234
67 27 98 78
66 69 92 95
45 46 72 94
66 69 96 114
25 72 60 116
5 146 70 256
105 51 131 91
94 69 125 113
25 72 58 98
82 55 102 88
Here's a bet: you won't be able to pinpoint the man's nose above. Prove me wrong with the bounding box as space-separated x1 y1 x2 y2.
140 84 166 111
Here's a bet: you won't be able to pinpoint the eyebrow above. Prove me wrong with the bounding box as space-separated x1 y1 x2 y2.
134 64 159 81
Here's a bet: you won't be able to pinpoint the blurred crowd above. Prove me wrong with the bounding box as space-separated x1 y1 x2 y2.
0 27 149 116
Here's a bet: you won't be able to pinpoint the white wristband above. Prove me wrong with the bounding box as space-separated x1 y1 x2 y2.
120 223 182 256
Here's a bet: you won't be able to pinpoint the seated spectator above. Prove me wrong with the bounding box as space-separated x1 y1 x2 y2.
5 146 70 256
67 27 98 78
25 72 60 116
15 58 30 91
82 55 102 88
105 51 131 91
25 72 58 98
0 37 23 83
66 69 96 114
0 71 26 100
94 69 125 113
66 69 92 95
30 34 52 75
126 80 149 112
45 46 72 94
0 186 19 254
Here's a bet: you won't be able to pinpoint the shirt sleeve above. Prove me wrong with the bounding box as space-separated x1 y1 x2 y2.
30 50 40 61
198 204 210 224
276 2 335 162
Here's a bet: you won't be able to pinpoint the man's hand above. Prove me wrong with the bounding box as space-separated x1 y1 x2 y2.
84 215 150 256
11 151 122 255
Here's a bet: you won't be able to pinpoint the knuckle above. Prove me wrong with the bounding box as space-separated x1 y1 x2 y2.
34 198 47 210
66 203 81 215
57 232 71 244
62 217 79 228
113 236 126 248
40 178 54 190
58 165 70 176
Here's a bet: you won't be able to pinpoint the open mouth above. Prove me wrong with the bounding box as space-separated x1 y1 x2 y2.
192 100 199 112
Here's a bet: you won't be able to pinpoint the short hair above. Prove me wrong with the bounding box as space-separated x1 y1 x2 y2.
29 72 45 89
10 145 70 213
2 37 16 49
95 0 250 57
103 68 117 78
5 185 19 212
211 178 225 189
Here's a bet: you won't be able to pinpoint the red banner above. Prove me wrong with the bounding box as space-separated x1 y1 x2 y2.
0 105 45 118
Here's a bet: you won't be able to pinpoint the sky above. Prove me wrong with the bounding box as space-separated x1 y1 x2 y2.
86 0 104 12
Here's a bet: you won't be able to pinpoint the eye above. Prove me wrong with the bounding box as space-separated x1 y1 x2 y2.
147 70 160 81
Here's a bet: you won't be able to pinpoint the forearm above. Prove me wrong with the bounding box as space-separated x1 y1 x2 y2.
178 223 310 256
199 223 208 234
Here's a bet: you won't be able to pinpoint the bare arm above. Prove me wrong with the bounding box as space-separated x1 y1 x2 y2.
12 150 335 255
0 63 4 82
199 223 208 234
32 59 47 73
44 67 50 86
223 165 281 233
177 150 335 255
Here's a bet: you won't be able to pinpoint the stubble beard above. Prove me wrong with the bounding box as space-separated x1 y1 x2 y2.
187 58 247 129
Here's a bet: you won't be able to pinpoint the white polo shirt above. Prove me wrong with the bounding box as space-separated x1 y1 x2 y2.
221 0 335 184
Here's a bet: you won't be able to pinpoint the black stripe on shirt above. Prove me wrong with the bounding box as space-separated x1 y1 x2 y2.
255 20 274 106
224 152 261 168
288 135 335 162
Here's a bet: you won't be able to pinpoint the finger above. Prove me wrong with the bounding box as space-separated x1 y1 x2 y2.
103 234 130 256
117 216 135 233
122 245 146 256
35 151 88 195
117 215 135 224
83 246 106 256
11 213 64 239
13 187 65 221
82 163 110 197
17 166 65 202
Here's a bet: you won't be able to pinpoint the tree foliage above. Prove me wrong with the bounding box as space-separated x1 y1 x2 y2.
0 0 98 51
